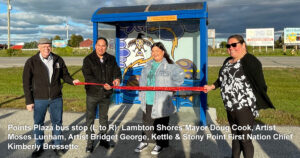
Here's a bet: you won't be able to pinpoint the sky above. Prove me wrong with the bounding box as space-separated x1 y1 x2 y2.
0 0 300 44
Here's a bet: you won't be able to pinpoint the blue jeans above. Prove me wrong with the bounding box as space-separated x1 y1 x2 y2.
34 97 63 146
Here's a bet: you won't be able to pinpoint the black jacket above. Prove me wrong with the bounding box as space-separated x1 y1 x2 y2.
214 53 275 110
82 51 121 97
23 52 74 105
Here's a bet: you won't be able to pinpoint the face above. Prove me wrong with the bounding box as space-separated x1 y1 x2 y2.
227 38 246 59
151 46 164 62
95 39 107 58
38 44 51 58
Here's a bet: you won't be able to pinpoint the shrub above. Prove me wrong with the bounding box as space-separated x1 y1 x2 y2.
53 46 73 56
6 49 22 56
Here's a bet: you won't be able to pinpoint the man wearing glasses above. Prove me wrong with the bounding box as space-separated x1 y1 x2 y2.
23 38 79 158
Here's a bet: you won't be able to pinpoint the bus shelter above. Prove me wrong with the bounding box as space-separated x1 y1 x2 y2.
91 2 209 125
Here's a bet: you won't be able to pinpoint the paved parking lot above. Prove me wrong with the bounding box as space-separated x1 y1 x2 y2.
0 105 299 158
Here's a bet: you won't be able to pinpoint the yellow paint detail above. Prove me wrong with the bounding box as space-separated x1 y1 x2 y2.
123 57 153 79
147 15 177 22
184 69 200 72
149 27 178 59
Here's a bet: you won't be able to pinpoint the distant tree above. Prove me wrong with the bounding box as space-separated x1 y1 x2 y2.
274 36 283 48
53 35 62 40
23 41 38 49
0 44 8 49
68 34 84 47
219 41 227 48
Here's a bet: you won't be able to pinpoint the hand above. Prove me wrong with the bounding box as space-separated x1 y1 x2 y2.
112 79 120 86
103 83 112 90
204 85 215 93
26 104 34 112
73 79 80 85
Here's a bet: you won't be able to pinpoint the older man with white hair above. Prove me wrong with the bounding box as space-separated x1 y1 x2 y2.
23 38 79 157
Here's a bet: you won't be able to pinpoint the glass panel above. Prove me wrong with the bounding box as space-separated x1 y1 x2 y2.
145 19 201 107
98 23 116 56
146 19 200 79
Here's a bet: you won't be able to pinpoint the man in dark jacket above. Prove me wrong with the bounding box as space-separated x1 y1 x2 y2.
82 37 121 153
23 38 79 157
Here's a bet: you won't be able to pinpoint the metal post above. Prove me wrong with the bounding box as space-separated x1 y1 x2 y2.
213 37 215 50
200 17 208 126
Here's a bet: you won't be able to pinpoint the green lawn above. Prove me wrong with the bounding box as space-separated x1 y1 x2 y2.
1 47 299 57
0 66 299 126
207 67 300 126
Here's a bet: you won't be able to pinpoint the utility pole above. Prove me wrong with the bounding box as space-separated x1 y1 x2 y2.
7 0 11 49
66 20 69 41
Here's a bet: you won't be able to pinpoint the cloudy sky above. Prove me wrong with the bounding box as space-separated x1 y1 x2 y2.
0 0 300 44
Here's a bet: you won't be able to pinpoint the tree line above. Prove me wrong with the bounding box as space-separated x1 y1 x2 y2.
23 34 84 49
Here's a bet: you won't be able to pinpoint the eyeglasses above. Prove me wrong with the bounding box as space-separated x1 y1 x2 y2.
226 42 240 48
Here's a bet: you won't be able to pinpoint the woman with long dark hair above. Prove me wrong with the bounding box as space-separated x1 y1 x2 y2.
204 35 275 158
135 42 185 155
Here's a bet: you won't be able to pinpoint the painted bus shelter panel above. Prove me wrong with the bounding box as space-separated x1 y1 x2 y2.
92 2 208 125
117 20 201 107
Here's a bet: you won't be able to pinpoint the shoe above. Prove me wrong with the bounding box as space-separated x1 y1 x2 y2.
134 142 148 153
31 148 44 158
54 149 64 156
151 145 163 155
86 146 94 153
86 140 94 153
99 140 114 149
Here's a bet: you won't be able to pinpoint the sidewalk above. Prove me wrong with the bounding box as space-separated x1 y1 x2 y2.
0 104 300 158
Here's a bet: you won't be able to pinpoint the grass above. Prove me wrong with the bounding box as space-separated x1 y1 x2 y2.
207 67 300 126
0 67 86 112
0 66 299 126
0 48 91 57
1 47 300 57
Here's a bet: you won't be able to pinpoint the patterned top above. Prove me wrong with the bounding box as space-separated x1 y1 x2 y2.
146 61 161 105
219 60 259 117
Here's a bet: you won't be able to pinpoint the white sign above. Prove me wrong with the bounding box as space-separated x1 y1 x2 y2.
52 40 68 48
246 28 274 46
208 29 215 38
284 28 300 45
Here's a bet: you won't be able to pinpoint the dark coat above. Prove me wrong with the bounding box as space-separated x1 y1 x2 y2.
23 52 74 105
82 51 121 98
214 53 275 110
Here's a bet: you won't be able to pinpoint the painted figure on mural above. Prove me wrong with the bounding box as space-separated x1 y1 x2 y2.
127 33 153 57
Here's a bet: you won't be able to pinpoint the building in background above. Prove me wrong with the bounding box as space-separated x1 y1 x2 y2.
79 39 93 48
11 42 24 50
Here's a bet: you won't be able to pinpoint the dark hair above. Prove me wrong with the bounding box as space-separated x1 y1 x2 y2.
227 34 247 51
96 37 108 46
151 42 174 64
227 34 246 44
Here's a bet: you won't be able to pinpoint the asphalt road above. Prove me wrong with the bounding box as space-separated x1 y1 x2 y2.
0 56 299 68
